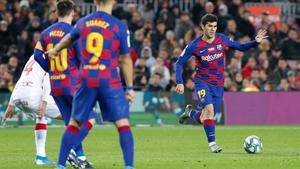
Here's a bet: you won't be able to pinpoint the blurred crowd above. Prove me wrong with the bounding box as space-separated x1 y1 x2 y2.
0 0 300 93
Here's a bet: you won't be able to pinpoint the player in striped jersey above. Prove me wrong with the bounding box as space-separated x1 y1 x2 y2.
47 0 135 168
34 0 95 168
175 14 268 153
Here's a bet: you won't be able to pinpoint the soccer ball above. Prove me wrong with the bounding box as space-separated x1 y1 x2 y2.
244 135 263 154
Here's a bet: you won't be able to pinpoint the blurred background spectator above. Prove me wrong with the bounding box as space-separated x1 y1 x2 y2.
0 0 299 92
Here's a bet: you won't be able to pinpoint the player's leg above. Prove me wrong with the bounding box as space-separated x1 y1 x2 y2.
200 85 223 153
179 84 206 124
114 118 134 169
34 116 54 165
19 97 54 165
99 88 134 169
191 83 221 153
75 113 97 169
56 88 97 168
207 90 224 153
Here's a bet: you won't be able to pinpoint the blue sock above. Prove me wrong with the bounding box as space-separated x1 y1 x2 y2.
190 109 201 124
118 126 134 168
58 125 79 167
78 121 93 142
74 143 84 157
203 119 215 143
75 121 93 158
58 122 93 166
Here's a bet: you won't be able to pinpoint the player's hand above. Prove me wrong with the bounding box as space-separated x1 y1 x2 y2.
126 90 135 104
2 105 14 125
45 48 58 59
36 105 46 118
175 84 184 94
255 30 268 43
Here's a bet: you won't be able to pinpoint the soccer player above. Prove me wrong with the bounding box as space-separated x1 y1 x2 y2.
175 14 268 153
34 0 95 168
2 55 60 165
47 0 135 169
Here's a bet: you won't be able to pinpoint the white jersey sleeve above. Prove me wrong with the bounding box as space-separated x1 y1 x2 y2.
42 73 52 102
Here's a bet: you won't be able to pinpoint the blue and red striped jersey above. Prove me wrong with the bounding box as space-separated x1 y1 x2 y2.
176 33 258 87
34 22 80 96
69 11 130 89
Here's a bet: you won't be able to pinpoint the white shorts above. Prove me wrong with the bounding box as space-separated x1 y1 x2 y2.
12 95 60 119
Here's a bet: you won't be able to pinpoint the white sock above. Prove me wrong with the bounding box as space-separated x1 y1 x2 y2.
209 141 216 147
35 117 47 157
78 156 86 161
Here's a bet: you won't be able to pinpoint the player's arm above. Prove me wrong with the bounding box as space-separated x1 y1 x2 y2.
37 73 51 117
34 33 49 72
119 23 135 103
47 20 81 59
175 44 194 94
2 90 16 124
47 34 74 59
221 30 268 51
120 53 134 88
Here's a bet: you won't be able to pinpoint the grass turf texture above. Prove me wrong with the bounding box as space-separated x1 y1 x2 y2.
0 126 299 169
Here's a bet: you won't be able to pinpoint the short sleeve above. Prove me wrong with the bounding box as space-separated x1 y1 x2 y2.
119 23 130 54
70 19 82 41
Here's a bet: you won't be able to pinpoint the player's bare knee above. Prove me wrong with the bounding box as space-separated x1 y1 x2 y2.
88 118 96 126
203 104 214 119
69 118 80 127
114 118 130 128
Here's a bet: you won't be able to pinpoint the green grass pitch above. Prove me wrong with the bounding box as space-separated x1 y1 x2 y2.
0 125 299 169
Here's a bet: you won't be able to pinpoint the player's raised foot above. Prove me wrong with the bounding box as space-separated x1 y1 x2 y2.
179 104 193 124
67 151 81 169
35 155 55 165
78 158 93 168
54 165 66 169
209 143 222 153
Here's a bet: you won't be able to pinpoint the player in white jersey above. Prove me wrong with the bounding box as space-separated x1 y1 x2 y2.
2 55 60 165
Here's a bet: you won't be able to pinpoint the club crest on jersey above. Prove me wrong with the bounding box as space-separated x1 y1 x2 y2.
217 44 222 50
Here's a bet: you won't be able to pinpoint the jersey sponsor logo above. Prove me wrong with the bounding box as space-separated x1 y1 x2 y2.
208 47 215 52
50 74 66 80
86 19 110 29
49 30 64 37
201 52 223 62
83 64 106 70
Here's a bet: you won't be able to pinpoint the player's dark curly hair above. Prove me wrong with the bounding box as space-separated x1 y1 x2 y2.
201 14 218 26
56 0 75 17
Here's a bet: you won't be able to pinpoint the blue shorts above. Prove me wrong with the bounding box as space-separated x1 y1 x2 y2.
53 95 97 125
72 87 129 123
194 80 224 112
53 95 73 125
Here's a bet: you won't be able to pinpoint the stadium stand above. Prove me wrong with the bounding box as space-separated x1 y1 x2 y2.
0 0 300 92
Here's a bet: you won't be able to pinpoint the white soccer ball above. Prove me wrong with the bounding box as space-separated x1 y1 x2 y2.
244 135 263 154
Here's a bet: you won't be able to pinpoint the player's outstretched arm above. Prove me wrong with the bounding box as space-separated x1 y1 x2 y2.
255 29 268 43
46 34 74 59
2 104 14 125
120 54 135 103
221 30 268 51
